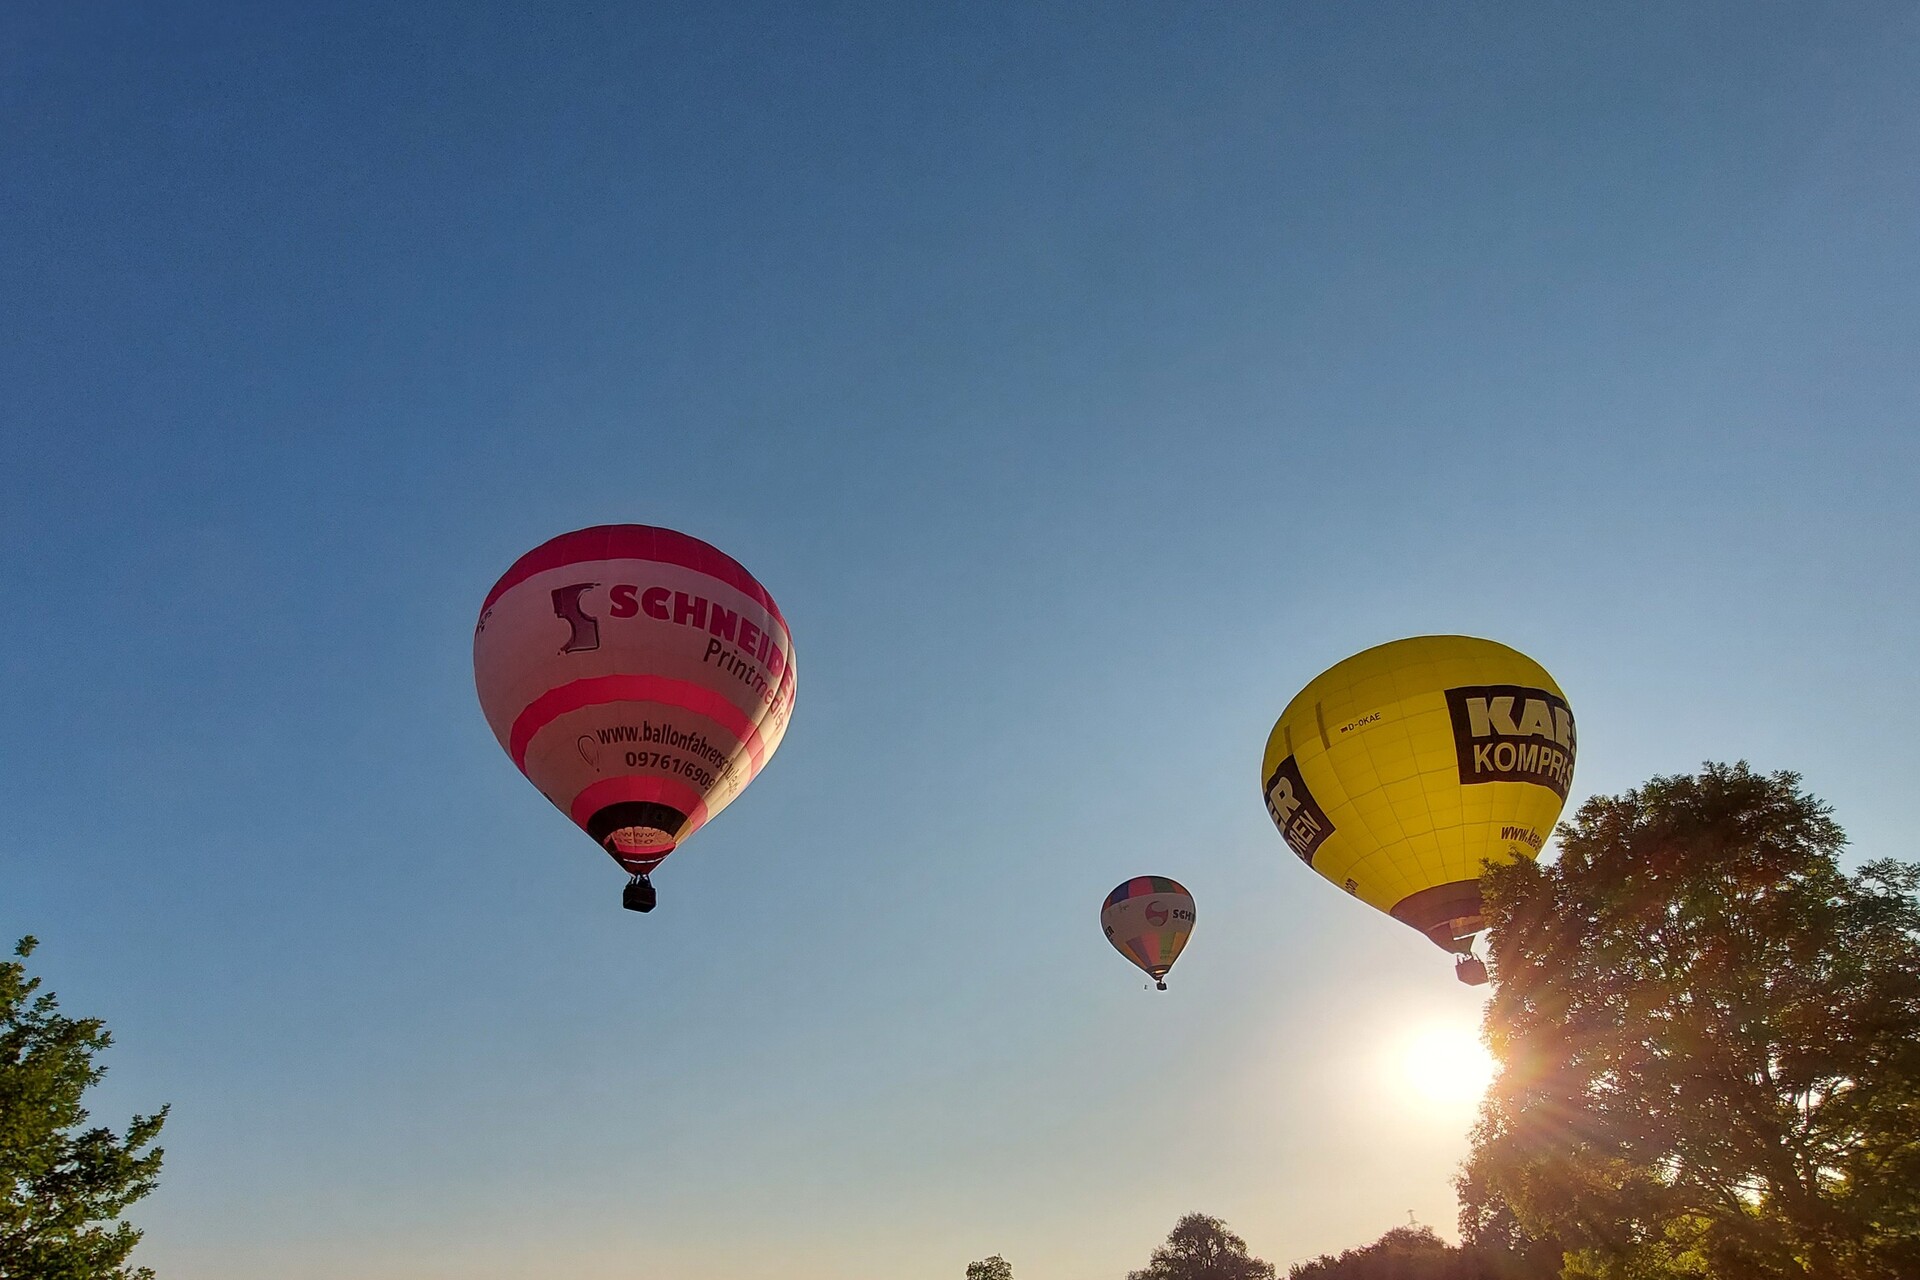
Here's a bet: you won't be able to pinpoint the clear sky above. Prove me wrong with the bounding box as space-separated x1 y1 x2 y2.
4 3 1918 1277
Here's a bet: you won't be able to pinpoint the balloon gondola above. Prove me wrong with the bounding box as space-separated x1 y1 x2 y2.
622 874 658 914
474 525 797 912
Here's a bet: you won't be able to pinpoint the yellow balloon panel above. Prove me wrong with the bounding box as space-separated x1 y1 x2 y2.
1261 636 1575 948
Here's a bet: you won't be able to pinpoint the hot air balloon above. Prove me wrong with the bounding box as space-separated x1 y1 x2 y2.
1260 636 1574 984
474 525 796 912
1102 877 1195 990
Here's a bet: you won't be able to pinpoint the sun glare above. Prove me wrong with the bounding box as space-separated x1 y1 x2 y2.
1398 1024 1496 1107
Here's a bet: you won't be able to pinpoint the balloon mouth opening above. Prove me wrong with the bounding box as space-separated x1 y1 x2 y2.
606 831 676 873
1431 918 1486 950
1390 880 1488 952
587 801 688 874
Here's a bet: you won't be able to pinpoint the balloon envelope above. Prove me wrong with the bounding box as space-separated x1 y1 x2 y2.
1260 635 1574 951
1101 876 1195 984
474 524 796 876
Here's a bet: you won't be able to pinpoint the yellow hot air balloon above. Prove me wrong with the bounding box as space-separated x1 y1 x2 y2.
1260 636 1575 984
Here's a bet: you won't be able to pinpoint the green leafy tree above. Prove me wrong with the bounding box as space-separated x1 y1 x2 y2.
1129 1213 1275 1280
1288 1223 1554 1279
1289 1225 1455 1279
965 1254 1013 1280
1459 764 1920 1280
2 937 168 1280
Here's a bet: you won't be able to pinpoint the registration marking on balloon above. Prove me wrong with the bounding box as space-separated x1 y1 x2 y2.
475 525 796 881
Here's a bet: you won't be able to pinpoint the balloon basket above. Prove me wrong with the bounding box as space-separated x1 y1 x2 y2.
622 874 657 914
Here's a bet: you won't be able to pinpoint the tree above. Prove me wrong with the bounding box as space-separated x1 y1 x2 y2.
1289 1225 1456 1279
1129 1213 1275 1280
1288 1223 1554 1279
966 1254 1013 1280
2 937 168 1280
1459 764 1920 1280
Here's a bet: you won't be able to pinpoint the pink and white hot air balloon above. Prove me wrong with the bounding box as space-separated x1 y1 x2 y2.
474 525 797 912
1101 876 1196 991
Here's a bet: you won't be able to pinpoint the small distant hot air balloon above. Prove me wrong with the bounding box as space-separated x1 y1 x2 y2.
474 525 796 912
1102 877 1195 990
1260 636 1574 984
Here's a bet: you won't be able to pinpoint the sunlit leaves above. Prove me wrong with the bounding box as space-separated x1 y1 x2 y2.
1460 764 1920 1279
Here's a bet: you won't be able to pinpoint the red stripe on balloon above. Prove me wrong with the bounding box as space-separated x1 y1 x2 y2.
508 674 768 773
481 524 789 633
569 774 711 835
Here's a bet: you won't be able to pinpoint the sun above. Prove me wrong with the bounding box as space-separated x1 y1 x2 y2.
1397 1024 1496 1107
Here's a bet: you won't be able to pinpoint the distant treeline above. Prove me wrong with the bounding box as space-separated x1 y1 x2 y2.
972 1214 1543 1280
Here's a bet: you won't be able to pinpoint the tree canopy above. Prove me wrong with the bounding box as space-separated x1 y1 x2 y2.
1460 763 1920 1280
1 937 168 1280
1287 1224 1553 1279
1129 1213 1275 1280
966 1254 1013 1280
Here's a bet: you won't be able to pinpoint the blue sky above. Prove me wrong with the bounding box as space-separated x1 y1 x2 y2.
4 3 1918 1277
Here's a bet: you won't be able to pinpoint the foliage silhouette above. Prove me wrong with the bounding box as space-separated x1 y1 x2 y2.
2 937 168 1280
1460 764 1920 1279
1287 1223 1552 1278
1130 1213 1275 1280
